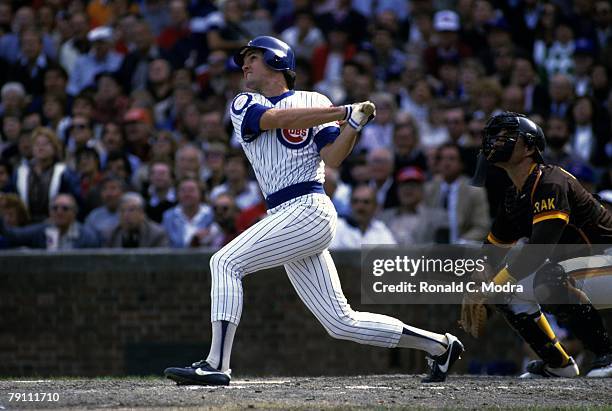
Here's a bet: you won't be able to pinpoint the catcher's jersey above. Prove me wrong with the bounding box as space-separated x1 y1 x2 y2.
487 164 612 245
230 90 340 197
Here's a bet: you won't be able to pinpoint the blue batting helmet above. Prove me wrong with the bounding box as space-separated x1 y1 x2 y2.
233 36 296 72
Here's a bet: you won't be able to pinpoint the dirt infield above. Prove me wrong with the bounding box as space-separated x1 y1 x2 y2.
1 375 611 410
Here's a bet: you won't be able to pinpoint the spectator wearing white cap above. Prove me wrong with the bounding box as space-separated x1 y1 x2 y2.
423 10 472 76
67 27 123 95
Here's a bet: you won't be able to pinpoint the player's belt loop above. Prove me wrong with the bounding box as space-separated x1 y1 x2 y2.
266 181 325 209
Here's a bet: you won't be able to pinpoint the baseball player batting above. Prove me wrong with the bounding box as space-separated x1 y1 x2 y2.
164 36 463 386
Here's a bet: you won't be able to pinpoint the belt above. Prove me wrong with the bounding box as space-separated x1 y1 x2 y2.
265 181 325 209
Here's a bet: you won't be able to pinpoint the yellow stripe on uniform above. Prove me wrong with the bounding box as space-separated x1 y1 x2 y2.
553 342 572 367
530 168 543 203
486 232 516 246
533 211 569 225
535 313 557 340
535 314 572 367
559 167 577 180
492 267 517 285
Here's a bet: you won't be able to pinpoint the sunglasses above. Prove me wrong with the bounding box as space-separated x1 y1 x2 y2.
72 124 89 130
51 204 73 212
214 205 231 212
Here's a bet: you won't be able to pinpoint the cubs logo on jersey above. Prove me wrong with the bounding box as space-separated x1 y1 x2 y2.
276 128 312 149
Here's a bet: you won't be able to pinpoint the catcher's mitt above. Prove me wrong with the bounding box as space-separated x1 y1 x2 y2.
459 268 490 338
460 293 488 338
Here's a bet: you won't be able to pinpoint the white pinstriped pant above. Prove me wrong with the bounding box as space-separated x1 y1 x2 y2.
209 193 404 348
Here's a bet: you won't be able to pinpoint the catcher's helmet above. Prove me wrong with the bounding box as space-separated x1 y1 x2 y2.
233 36 296 72
472 112 545 187
482 112 545 164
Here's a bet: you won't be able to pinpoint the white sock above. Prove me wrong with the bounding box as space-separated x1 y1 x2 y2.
397 324 448 356
205 321 237 372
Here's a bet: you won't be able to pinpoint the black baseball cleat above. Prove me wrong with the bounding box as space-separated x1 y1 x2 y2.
586 353 612 378
164 360 231 386
421 333 464 383
519 357 579 378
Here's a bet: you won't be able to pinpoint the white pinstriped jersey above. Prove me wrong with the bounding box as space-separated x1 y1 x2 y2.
230 90 340 197
208 89 442 365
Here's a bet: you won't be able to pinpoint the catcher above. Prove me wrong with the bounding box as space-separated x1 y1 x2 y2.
461 111 612 378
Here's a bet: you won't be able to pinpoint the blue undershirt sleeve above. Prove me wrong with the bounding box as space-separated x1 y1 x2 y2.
313 126 340 152
242 103 271 142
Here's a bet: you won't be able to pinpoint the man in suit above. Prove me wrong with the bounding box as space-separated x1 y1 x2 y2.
511 57 549 116
424 142 490 243
114 19 168 94
8 28 55 96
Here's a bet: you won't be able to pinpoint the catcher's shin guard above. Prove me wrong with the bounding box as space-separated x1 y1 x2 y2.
534 263 612 357
542 303 612 357
498 306 571 368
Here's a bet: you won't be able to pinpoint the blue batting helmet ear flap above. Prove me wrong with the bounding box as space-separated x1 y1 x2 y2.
233 36 296 72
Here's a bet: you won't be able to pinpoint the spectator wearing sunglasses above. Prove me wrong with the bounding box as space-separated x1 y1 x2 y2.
65 116 97 169
0 193 99 249
330 184 396 249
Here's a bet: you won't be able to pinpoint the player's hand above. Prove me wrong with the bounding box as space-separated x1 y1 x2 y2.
342 101 376 131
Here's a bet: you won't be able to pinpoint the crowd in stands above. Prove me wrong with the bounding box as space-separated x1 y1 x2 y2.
1 0 611 251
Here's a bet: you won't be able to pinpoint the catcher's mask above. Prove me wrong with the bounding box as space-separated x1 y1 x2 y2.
472 112 545 187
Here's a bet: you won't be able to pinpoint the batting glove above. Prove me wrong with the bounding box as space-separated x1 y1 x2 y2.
342 101 376 131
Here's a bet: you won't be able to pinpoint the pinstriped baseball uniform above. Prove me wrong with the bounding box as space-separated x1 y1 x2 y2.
164 37 459 387
208 89 406 347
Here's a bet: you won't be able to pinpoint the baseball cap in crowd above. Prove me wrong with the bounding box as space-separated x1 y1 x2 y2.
123 108 152 125
433 10 460 32
396 166 425 184
87 26 113 43
574 38 596 56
